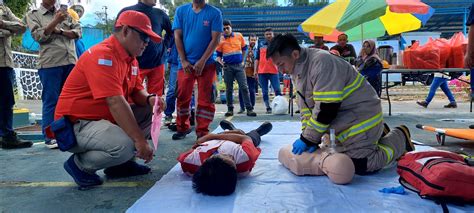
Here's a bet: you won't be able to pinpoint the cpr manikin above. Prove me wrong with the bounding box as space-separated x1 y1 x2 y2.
278 144 355 185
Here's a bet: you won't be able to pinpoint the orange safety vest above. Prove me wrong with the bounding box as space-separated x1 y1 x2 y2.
258 47 278 74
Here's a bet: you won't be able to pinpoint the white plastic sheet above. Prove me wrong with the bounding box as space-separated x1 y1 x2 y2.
128 122 473 213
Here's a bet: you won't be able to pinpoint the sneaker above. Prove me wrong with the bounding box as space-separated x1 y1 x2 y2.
164 115 173 126
190 110 195 126
225 109 234 117
237 109 245 114
256 122 273 136
444 102 457 108
1 132 33 149
416 101 428 108
104 161 151 178
172 129 193 140
396 125 415 152
246 109 257 117
266 107 272 114
168 123 177 132
45 139 59 149
63 155 103 187
219 120 237 131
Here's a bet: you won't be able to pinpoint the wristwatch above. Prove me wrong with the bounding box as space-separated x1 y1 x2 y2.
146 94 156 106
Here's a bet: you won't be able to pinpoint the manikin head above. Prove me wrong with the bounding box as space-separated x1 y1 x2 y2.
192 153 238 196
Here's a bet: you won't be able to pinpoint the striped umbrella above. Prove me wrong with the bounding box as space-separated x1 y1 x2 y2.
300 0 435 42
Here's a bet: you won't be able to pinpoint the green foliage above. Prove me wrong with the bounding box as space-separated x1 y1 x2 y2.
94 10 115 37
4 0 30 18
4 0 31 51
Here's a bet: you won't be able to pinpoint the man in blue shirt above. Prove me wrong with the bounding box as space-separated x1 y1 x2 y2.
172 0 223 140
117 0 172 96
466 3 474 96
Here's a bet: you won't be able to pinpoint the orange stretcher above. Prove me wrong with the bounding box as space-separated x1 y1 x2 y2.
416 124 474 146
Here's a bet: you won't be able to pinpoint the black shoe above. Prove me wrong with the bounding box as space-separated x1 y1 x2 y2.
1 132 33 149
295 110 300 114
225 109 234 117
172 129 192 140
64 155 103 187
247 109 257 117
396 125 415 152
256 122 273 136
190 110 195 126
444 102 457 108
266 107 272 114
219 120 237 131
168 123 177 132
416 101 428 108
237 109 245 114
104 161 151 178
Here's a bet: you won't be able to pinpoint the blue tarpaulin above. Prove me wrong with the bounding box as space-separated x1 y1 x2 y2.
22 27 106 52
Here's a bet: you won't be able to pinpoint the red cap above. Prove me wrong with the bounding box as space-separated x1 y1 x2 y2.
115 11 161 43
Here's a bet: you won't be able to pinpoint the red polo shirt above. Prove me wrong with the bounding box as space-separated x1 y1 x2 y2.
55 35 144 123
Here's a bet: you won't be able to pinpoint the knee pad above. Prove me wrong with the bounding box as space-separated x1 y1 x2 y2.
278 145 324 176
320 152 355 185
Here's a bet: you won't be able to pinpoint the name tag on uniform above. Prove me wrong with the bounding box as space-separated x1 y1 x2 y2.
132 66 138 76
98 59 113 66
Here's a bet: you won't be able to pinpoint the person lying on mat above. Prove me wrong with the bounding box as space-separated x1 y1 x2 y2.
267 34 415 175
177 120 272 196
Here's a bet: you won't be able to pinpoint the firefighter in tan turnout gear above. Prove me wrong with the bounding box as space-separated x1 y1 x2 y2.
267 34 415 175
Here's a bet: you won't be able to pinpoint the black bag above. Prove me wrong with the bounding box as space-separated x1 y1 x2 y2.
49 116 77 151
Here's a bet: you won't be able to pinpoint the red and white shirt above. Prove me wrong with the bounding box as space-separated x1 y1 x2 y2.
177 139 261 176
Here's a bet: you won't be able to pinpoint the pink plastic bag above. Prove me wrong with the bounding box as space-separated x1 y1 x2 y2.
151 97 162 150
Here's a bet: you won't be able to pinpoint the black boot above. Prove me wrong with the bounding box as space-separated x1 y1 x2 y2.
396 125 415 152
256 122 273 136
1 132 33 149
225 107 234 117
219 120 237 131
246 109 257 117
104 161 151 178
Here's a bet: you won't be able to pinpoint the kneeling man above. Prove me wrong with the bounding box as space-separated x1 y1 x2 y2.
54 11 164 187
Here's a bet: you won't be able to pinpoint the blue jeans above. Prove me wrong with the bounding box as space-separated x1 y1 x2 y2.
239 77 257 111
425 77 456 104
0 67 15 136
38 64 74 141
258 73 281 108
165 63 178 116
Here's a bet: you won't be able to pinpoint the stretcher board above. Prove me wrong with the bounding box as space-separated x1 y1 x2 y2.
128 122 474 212
416 124 474 146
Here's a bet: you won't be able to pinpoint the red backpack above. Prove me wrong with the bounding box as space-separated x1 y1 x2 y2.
397 151 474 204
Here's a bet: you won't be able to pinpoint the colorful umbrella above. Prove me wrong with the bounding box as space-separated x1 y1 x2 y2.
300 0 434 42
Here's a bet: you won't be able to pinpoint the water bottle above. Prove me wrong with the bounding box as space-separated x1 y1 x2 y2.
328 129 337 153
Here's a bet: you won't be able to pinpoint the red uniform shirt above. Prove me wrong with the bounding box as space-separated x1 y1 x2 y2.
55 35 144 123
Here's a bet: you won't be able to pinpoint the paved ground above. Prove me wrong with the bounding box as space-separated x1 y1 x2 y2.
1 99 474 212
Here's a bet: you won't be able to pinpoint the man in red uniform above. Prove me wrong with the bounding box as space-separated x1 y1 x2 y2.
54 11 163 188
172 0 223 140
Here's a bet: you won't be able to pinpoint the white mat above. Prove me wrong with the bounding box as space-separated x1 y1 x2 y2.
128 122 473 213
